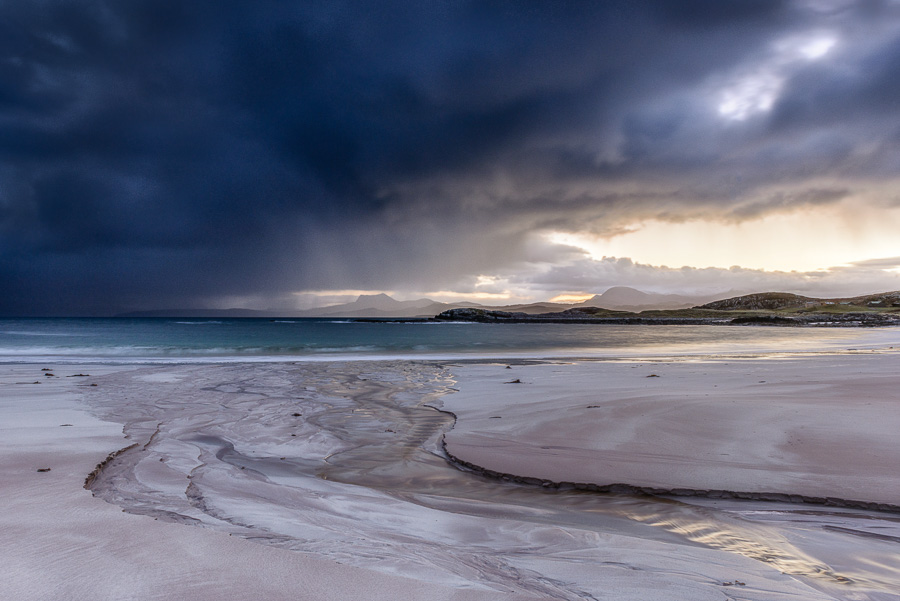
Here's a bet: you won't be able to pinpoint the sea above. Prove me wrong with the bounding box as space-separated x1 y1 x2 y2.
1 316 898 363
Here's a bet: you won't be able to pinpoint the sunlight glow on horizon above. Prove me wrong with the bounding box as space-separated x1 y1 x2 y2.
546 203 900 274
549 293 597 303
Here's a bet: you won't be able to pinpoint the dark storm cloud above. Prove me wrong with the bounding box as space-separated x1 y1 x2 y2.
1 0 898 314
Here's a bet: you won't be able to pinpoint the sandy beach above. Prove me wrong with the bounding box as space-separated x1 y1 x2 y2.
443 352 900 507
0 364 521 601
2 352 899 600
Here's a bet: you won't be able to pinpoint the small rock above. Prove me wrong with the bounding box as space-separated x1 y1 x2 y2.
60 424 73 427
37 468 51 473
44 373 55 377
646 374 660 378
504 379 522 384
292 412 302 417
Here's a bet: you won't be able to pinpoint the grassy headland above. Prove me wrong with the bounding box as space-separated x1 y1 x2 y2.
434 291 900 326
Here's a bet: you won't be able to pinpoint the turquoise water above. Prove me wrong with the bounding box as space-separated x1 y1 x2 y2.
1 317 897 362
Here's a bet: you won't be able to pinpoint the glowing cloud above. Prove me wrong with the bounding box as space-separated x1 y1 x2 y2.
717 31 838 121
544 201 900 274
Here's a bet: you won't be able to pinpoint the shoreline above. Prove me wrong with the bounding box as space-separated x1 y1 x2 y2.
433 307 900 326
4 342 898 367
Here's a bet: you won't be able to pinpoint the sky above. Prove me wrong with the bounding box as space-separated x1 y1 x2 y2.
2 0 900 315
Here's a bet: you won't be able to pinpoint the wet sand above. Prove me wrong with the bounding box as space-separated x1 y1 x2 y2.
443 352 900 507
0 364 520 601
2 356 899 600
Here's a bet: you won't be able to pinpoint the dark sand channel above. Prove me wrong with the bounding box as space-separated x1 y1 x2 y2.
72 358 900 600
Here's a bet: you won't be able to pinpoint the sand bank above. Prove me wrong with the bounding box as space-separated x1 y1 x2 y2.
442 352 900 507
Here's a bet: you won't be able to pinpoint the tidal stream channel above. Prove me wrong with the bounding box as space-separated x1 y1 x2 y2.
85 361 900 601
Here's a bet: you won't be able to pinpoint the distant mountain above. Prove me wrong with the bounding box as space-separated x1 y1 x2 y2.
578 286 730 312
306 303 454 319
118 288 769 319
301 289 718 318
294 295 582 318
349 293 435 312
296 294 469 318
698 290 900 311
494 302 571 314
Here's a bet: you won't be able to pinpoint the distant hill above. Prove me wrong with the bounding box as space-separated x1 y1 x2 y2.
121 287 815 319
437 289 900 326
578 286 730 312
698 290 900 311
486 302 571 315
300 289 724 317
845 290 900 307
295 294 463 318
